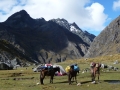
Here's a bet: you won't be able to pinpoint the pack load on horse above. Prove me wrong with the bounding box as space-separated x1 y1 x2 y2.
90 62 101 84
65 64 80 85
40 63 60 85
33 64 53 72
44 64 53 71
65 64 80 73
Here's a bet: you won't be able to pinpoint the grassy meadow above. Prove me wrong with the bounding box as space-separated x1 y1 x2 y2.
0 54 120 90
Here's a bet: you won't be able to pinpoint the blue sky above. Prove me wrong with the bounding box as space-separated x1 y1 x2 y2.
0 0 120 36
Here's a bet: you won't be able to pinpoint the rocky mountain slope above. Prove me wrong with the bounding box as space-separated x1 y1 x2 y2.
0 10 95 64
51 18 95 45
85 16 120 58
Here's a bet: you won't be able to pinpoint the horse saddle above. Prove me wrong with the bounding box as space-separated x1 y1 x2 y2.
47 66 53 71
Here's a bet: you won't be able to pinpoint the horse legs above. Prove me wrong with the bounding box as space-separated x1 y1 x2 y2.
40 77 44 85
40 72 45 85
72 77 74 82
94 72 96 81
50 76 54 83
91 73 95 82
74 76 77 83
68 74 72 85
69 77 72 85
97 74 100 82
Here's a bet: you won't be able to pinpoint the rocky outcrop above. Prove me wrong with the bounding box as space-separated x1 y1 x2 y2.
0 62 13 70
85 15 120 58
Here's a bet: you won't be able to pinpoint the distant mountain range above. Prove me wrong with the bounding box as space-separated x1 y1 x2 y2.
0 10 95 64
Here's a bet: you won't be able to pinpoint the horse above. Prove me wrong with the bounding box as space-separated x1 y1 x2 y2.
40 66 60 85
91 63 101 83
72 70 79 82
67 65 79 85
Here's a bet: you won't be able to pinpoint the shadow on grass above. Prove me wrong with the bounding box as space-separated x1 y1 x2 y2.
39 80 120 85
54 80 81 84
54 80 69 84
104 80 120 84
81 80 92 84
54 80 92 84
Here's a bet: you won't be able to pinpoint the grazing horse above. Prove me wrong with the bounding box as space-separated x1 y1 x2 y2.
67 65 79 85
40 66 60 85
91 63 101 83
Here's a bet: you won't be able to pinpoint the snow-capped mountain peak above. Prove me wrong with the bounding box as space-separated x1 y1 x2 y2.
70 22 82 32
50 18 95 45
51 18 70 30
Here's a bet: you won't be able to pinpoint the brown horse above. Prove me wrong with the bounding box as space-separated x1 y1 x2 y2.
91 63 101 83
67 65 79 85
40 66 60 85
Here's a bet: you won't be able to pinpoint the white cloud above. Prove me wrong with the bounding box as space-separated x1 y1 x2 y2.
113 0 120 11
85 3 108 31
0 0 17 12
0 0 108 33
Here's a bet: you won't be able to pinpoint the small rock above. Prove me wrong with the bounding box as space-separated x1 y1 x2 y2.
36 82 40 85
77 83 82 86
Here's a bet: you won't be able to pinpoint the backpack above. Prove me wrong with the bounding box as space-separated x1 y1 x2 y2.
74 65 80 71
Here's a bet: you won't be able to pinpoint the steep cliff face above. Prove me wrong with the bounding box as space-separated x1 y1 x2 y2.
85 16 120 58
0 10 95 63
51 18 95 45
